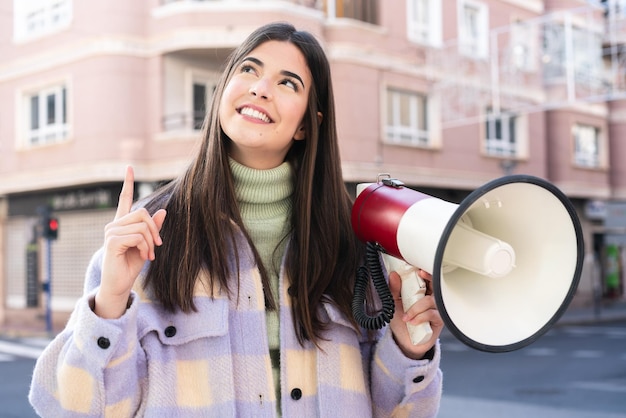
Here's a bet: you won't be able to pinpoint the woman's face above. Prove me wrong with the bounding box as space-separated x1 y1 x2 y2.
219 40 312 169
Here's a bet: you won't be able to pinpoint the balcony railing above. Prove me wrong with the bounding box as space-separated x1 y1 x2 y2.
158 0 378 25
160 0 321 9
162 112 205 132
427 6 626 128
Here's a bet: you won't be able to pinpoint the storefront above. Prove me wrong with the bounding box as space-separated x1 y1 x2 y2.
2 185 120 319
588 200 626 303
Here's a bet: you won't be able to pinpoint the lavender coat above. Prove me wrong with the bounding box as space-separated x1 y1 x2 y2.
29 238 442 417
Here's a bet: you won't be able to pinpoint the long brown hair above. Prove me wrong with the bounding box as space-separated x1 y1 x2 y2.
143 22 363 345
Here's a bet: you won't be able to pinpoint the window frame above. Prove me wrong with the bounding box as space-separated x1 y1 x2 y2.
604 0 626 20
13 0 73 42
484 107 518 157
384 87 431 148
457 0 489 59
407 0 442 47
187 69 218 132
510 20 538 73
572 123 601 168
19 81 70 148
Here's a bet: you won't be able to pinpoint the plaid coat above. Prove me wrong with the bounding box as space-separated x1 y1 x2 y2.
29 240 442 417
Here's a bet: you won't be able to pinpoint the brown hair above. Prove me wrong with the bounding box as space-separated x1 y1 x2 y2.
143 22 363 345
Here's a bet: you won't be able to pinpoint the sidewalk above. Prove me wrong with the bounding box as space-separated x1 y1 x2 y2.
556 298 626 326
0 311 66 339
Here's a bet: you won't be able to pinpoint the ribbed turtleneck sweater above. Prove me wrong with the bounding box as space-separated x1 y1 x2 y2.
230 158 292 408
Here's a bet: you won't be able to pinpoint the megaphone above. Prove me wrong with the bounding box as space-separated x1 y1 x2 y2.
351 174 584 353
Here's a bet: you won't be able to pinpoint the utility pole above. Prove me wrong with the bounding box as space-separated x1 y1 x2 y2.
37 206 58 334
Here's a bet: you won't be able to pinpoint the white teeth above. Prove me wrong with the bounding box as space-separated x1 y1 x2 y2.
240 107 270 123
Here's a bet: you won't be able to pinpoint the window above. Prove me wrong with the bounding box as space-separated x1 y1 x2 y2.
603 0 626 19
458 0 489 58
190 72 216 131
13 0 72 42
510 20 537 72
542 23 603 86
326 0 378 24
162 68 217 133
23 83 69 146
573 124 600 168
485 108 517 157
385 88 429 147
407 0 442 47
192 82 207 130
572 28 603 86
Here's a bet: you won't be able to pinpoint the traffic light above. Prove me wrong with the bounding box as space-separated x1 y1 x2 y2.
43 216 59 240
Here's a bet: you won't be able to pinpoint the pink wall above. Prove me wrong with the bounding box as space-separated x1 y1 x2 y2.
0 0 620 197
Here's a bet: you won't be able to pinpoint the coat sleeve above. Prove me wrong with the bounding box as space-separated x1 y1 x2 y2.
28 249 148 417
368 329 442 418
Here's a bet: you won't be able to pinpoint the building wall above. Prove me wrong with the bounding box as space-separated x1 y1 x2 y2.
545 108 611 198
609 100 626 199
0 0 624 330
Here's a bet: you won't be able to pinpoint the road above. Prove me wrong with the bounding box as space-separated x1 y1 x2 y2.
439 321 626 417
0 337 47 418
1 321 625 417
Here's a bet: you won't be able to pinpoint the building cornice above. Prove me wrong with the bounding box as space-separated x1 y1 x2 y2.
554 181 612 200
1 1 323 83
499 0 544 14
0 29 247 83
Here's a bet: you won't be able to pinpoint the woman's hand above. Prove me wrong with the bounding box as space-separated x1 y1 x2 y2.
388 269 444 360
95 166 167 319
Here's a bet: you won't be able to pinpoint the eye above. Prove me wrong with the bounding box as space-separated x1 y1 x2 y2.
280 78 299 91
240 63 257 75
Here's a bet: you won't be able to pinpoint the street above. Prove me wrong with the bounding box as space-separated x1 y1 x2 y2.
1 321 625 417
439 321 626 417
0 337 47 418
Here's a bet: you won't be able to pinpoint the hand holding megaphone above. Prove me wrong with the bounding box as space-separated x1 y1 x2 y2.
383 253 433 346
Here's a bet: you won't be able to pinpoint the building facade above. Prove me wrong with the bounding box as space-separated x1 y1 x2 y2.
0 0 624 330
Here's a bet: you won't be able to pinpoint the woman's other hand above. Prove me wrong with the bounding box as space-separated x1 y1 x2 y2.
388 269 444 360
95 166 167 319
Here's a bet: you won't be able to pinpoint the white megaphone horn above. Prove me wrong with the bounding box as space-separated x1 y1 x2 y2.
351 174 584 353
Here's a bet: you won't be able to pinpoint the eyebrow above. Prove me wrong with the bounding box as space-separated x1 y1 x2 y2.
242 56 306 89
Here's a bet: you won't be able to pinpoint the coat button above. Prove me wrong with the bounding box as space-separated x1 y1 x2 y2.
97 337 110 349
164 326 177 337
290 388 302 400
413 375 425 383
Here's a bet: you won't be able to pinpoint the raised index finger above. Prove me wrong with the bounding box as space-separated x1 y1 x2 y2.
115 166 135 220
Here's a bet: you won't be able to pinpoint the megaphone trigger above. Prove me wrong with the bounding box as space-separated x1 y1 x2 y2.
383 253 434 346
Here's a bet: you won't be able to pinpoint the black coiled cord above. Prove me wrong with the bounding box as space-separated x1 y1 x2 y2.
352 242 396 330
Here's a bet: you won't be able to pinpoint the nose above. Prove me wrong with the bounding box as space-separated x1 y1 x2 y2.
249 78 272 99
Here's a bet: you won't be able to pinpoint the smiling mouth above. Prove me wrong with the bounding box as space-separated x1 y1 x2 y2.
239 107 272 123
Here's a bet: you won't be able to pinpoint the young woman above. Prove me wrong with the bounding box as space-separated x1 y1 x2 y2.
29 22 443 417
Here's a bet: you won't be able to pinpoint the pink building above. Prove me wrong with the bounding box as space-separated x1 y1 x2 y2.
0 0 624 330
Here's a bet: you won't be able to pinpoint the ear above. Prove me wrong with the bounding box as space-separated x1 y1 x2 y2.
293 124 306 141
293 112 324 141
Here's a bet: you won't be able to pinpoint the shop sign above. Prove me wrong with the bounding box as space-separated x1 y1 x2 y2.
584 199 606 220
8 184 120 216
50 189 112 211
